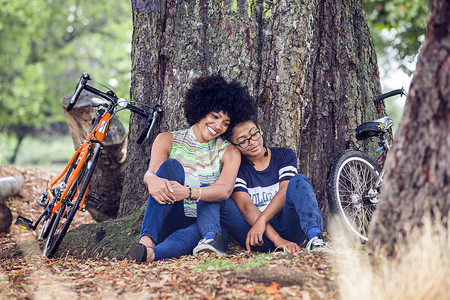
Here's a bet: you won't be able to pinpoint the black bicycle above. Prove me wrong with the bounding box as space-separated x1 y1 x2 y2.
327 88 407 241
16 73 162 258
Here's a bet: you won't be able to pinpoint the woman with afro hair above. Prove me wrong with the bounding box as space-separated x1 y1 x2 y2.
124 74 256 263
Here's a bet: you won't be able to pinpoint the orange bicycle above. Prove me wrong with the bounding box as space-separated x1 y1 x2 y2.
16 73 162 258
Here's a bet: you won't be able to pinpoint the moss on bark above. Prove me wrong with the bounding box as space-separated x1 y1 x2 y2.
56 205 145 259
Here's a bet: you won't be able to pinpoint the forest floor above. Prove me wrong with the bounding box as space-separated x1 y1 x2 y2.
0 165 338 299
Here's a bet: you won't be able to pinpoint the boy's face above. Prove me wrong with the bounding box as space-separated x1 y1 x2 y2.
230 121 264 157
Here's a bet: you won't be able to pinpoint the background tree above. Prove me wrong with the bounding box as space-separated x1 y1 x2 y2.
370 0 449 254
364 0 428 76
0 0 132 164
118 0 384 225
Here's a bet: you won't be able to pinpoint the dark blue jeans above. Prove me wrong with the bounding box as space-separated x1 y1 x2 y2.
140 159 202 261
197 174 323 252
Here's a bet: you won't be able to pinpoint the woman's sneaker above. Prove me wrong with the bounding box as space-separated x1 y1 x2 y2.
306 234 331 252
193 232 226 256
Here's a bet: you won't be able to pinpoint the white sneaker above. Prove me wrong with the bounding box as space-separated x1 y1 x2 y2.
193 232 226 256
306 235 331 252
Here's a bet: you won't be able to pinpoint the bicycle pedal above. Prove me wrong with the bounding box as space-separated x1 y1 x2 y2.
84 192 102 210
15 216 35 231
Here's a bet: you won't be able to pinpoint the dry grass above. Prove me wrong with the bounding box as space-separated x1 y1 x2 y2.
331 217 449 300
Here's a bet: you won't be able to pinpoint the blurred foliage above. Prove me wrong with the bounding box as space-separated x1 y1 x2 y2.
364 0 428 75
0 1 428 165
385 97 405 135
0 0 132 163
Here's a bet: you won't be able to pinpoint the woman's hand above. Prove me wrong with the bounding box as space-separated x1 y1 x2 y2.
245 217 267 251
144 174 176 204
169 181 190 202
273 238 300 253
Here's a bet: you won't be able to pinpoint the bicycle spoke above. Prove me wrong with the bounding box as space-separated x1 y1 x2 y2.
329 150 381 241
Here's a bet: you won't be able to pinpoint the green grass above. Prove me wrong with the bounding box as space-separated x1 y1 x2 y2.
195 252 271 271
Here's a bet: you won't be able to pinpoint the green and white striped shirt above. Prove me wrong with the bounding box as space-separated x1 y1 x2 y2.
169 127 230 217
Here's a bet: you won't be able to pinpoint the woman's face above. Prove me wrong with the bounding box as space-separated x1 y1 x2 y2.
230 121 264 157
194 110 230 142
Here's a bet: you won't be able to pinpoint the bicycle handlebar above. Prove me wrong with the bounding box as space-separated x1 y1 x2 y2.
68 72 163 144
67 73 91 111
136 105 163 144
374 88 406 102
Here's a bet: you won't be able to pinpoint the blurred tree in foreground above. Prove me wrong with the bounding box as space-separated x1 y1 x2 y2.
0 0 132 163
371 0 449 255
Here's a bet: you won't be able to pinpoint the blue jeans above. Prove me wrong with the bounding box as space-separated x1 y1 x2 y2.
197 174 323 252
140 159 202 261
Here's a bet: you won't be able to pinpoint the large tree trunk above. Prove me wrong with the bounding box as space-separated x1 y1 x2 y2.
119 0 383 225
61 92 128 221
370 0 449 253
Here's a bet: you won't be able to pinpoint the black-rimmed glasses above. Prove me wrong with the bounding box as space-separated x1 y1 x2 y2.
234 131 262 149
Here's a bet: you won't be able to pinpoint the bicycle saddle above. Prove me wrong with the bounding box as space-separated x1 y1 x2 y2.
355 116 393 140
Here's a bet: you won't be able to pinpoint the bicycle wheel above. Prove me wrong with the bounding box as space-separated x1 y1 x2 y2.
327 149 381 241
43 143 101 258
37 213 55 241
37 153 81 241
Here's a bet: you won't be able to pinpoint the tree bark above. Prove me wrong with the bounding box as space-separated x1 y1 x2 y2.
119 0 383 225
0 203 13 233
9 135 23 164
0 175 23 233
61 92 128 221
56 205 145 259
370 0 450 254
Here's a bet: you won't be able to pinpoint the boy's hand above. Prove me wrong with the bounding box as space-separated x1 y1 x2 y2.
245 217 267 252
274 238 300 253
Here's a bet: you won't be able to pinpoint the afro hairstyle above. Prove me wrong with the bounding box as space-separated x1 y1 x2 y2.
183 74 256 135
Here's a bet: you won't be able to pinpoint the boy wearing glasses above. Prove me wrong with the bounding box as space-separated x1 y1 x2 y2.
193 116 328 255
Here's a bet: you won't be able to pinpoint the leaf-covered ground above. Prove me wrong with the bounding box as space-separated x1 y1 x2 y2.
0 165 338 299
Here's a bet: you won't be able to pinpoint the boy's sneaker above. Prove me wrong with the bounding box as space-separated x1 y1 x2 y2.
306 234 331 252
193 232 226 256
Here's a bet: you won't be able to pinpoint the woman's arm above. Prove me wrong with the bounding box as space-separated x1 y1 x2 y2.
172 144 242 202
143 132 177 204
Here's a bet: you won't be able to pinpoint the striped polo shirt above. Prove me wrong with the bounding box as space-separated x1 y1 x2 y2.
169 127 231 217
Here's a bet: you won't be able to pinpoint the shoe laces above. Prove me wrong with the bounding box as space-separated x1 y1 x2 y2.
306 236 328 251
198 237 214 245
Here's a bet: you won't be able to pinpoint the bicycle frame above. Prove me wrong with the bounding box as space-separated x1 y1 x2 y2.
366 138 391 204
48 110 112 214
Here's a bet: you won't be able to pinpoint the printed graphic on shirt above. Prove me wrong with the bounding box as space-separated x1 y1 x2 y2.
247 182 279 212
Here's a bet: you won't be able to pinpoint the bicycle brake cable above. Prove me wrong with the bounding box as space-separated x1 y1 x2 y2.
90 78 114 93
127 100 160 110
89 77 158 110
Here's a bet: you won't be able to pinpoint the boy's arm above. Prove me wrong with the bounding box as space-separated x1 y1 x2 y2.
232 189 300 252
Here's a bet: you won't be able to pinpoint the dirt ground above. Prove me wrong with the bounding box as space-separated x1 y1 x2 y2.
0 164 338 299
